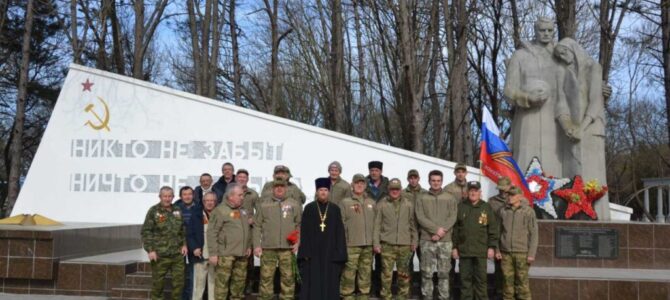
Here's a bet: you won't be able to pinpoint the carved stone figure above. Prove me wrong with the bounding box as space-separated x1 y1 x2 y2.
554 38 610 220
504 18 611 220
503 18 562 177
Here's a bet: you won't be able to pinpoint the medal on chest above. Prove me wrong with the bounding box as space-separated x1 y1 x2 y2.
281 205 292 218
156 212 166 223
478 212 488 225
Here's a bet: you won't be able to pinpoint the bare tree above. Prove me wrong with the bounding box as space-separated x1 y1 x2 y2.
446 0 471 162
663 0 670 148
230 0 242 105
596 0 633 89
352 0 369 137
263 0 291 116
131 0 169 80
509 0 522 49
4 0 35 216
330 0 351 133
555 0 576 39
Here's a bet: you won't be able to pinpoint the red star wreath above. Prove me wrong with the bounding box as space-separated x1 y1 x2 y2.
527 174 550 201
552 176 596 219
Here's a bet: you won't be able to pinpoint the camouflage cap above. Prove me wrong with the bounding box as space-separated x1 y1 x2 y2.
273 178 288 187
508 186 523 195
274 165 289 174
407 169 419 178
352 173 366 183
467 181 481 190
497 176 512 190
389 178 402 190
454 163 467 172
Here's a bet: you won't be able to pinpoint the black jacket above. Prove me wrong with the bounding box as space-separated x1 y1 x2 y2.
212 175 235 203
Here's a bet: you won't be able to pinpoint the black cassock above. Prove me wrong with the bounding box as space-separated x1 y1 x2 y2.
298 201 347 300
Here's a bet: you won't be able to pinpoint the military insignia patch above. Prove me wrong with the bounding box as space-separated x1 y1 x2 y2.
231 211 241 219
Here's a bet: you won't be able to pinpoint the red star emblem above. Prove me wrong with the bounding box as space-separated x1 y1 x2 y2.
553 176 596 219
82 79 94 92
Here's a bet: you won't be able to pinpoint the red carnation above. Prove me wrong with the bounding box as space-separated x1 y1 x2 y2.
287 230 300 245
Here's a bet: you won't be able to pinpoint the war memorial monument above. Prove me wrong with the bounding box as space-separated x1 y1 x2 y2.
0 16 668 300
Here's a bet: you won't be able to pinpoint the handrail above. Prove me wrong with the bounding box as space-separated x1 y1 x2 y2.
623 185 661 222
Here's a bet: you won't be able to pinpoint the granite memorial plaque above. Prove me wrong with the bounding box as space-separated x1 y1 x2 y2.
555 227 618 259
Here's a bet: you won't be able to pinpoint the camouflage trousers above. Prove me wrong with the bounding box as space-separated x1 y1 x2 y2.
501 252 531 300
216 256 248 300
419 240 452 300
341 246 373 300
259 249 295 300
459 257 487 300
150 254 184 300
380 243 413 300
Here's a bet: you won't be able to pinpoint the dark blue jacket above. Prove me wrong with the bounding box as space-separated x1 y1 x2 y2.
174 199 202 257
187 209 206 260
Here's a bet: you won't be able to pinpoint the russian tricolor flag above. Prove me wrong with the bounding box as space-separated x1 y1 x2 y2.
480 107 533 204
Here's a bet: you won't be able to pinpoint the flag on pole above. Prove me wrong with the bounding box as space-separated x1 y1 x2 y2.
479 107 533 203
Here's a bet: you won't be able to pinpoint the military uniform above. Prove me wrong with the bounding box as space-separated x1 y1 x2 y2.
339 177 376 300
498 190 538 300
242 187 260 220
253 190 302 300
373 193 417 300
415 188 458 299
241 186 259 294
445 180 468 202
261 181 306 204
402 184 426 204
329 176 352 206
365 164 388 297
141 203 186 300
453 196 499 300
488 177 511 299
207 201 252 300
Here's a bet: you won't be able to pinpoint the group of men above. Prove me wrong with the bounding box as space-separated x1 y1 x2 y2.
141 160 538 300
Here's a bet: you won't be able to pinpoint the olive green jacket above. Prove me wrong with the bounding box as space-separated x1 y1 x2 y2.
329 177 352 207
487 194 507 218
261 181 307 204
207 201 252 257
373 196 417 247
253 196 302 249
402 185 427 204
453 199 499 257
498 203 539 257
415 189 458 242
141 203 185 257
339 193 376 247
242 188 260 219
445 180 468 202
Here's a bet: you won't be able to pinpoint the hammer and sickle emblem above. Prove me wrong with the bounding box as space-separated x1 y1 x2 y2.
84 97 110 131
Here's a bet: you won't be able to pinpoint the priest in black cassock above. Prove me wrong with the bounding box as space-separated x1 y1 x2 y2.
298 177 348 299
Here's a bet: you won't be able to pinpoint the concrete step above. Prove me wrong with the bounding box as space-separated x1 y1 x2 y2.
125 272 153 286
